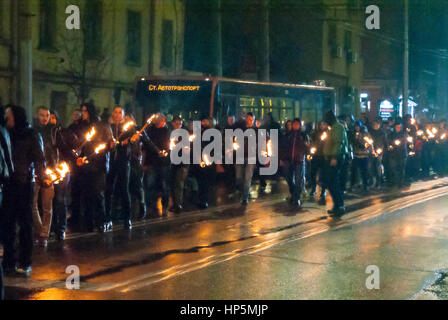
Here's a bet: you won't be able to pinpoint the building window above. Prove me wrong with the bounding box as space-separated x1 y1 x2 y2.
344 30 352 51
39 0 57 50
126 10 142 66
161 19 174 69
328 23 337 47
84 0 103 59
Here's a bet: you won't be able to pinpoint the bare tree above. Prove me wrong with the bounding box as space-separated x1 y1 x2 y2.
55 2 112 105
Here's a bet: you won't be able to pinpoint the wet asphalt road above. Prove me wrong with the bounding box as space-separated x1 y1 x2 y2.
3 178 448 300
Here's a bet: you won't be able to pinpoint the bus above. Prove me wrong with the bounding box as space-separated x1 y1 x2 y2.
134 76 335 127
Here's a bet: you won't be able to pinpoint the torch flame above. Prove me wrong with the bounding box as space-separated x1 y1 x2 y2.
55 162 70 178
441 133 447 140
364 136 374 145
95 143 107 154
232 137 240 151
310 147 317 155
417 130 424 136
86 127 96 141
376 148 383 155
407 136 413 143
394 139 401 146
320 131 328 141
266 139 273 157
45 168 58 182
122 121 135 132
147 114 157 124
169 138 176 151
189 134 196 142
201 154 212 167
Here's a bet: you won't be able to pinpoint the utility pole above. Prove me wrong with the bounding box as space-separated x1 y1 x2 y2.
260 0 270 82
212 0 223 77
403 0 409 116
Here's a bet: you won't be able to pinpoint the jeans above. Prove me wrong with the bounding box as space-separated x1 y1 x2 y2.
282 161 305 201
105 161 131 221
309 156 325 194
371 156 383 186
32 183 54 239
81 170 106 230
351 157 369 190
389 156 406 187
145 165 170 209
323 156 345 209
171 165 189 207
235 164 256 202
193 165 216 205
2 181 34 268
53 175 69 235
70 167 83 226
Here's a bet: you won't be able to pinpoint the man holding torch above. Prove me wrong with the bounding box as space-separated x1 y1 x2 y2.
105 106 135 229
76 103 114 233
139 113 171 217
32 107 57 247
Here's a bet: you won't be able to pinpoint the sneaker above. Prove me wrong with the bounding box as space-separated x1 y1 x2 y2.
16 266 32 277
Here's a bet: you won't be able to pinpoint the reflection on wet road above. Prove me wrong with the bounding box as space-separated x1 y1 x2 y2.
4 178 448 299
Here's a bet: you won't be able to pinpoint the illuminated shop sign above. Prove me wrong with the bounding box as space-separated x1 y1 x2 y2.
379 100 394 119
148 84 201 92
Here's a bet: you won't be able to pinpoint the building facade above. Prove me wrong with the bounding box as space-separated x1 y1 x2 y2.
0 0 186 125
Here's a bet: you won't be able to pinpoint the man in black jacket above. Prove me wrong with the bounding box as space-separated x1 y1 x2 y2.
2 105 46 276
50 110 77 240
33 107 56 246
387 120 408 188
76 103 114 232
280 118 309 209
105 106 134 229
141 114 171 217
0 105 14 299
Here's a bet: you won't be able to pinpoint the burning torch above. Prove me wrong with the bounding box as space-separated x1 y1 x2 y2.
74 127 96 157
46 161 70 185
130 114 157 143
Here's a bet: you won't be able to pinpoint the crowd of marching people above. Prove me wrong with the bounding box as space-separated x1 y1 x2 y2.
1 101 448 280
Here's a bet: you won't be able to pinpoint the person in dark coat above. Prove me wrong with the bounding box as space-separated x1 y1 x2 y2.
308 121 328 204
2 105 46 276
49 110 77 240
105 106 134 229
387 120 408 188
76 103 114 232
280 118 309 209
192 114 217 209
140 113 171 217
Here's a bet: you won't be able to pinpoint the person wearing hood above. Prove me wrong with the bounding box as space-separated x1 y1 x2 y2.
76 103 114 232
322 111 348 217
32 107 57 247
2 105 46 277
105 106 134 229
